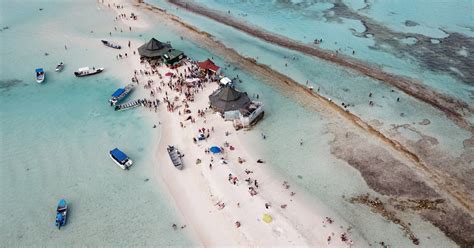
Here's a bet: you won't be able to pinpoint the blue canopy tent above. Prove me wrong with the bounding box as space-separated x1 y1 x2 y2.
111 88 125 97
210 146 221 154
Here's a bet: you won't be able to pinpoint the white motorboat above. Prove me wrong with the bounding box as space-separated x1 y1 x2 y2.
109 148 133 170
74 67 104 77
55 62 64 72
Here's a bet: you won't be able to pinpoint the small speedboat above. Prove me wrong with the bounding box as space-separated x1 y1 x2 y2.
101 39 121 49
74 67 104 77
109 148 133 170
55 62 64 72
55 199 68 229
167 145 184 170
36 68 45 83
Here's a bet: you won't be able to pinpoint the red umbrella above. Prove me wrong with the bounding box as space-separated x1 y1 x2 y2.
165 72 174 77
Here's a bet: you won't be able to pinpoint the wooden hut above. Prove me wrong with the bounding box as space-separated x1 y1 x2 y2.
197 59 220 74
137 38 172 59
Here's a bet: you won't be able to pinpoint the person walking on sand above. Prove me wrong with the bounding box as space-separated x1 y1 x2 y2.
300 139 303 146
209 163 212 170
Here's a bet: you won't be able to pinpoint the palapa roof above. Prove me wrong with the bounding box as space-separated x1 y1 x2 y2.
209 86 251 113
137 38 172 58
197 59 220 73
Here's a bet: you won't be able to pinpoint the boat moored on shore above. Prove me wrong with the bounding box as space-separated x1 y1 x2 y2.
114 99 143 111
101 39 121 49
109 148 133 170
74 67 104 77
36 68 45 83
167 145 184 170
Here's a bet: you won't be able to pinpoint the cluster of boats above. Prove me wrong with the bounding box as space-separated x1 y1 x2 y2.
37 39 120 83
35 63 104 83
35 62 64 83
48 38 190 230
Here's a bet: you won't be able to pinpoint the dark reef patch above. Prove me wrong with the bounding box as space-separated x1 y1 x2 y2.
404 20 419 27
324 1 474 86
0 79 23 91
329 130 438 198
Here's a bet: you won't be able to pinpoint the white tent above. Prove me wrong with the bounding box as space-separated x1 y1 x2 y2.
220 77 232 86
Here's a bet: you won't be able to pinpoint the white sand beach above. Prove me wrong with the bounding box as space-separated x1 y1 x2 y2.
2 0 469 246
100 1 365 246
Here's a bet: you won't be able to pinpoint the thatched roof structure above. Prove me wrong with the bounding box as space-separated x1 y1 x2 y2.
209 86 251 113
137 38 172 58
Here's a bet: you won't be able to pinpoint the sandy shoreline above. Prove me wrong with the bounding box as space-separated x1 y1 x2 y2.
101 0 473 246
131 0 474 214
102 1 364 246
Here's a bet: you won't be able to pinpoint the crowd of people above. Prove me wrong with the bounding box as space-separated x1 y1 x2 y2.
99 1 358 244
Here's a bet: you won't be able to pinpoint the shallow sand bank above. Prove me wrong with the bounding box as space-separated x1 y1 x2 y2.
167 0 474 132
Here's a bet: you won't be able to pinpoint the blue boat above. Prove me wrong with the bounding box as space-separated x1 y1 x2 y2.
109 84 134 105
109 148 133 170
36 68 45 83
55 199 68 229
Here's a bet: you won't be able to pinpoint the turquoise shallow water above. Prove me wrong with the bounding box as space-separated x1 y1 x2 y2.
0 0 464 247
151 0 473 103
148 0 470 159
0 0 192 246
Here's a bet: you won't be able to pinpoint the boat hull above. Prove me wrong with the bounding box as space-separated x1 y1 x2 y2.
114 99 142 111
74 68 104 77
109 154 133 170
167 146 184 170
55 199 68 229
101 40 121 49
55 64 64 72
